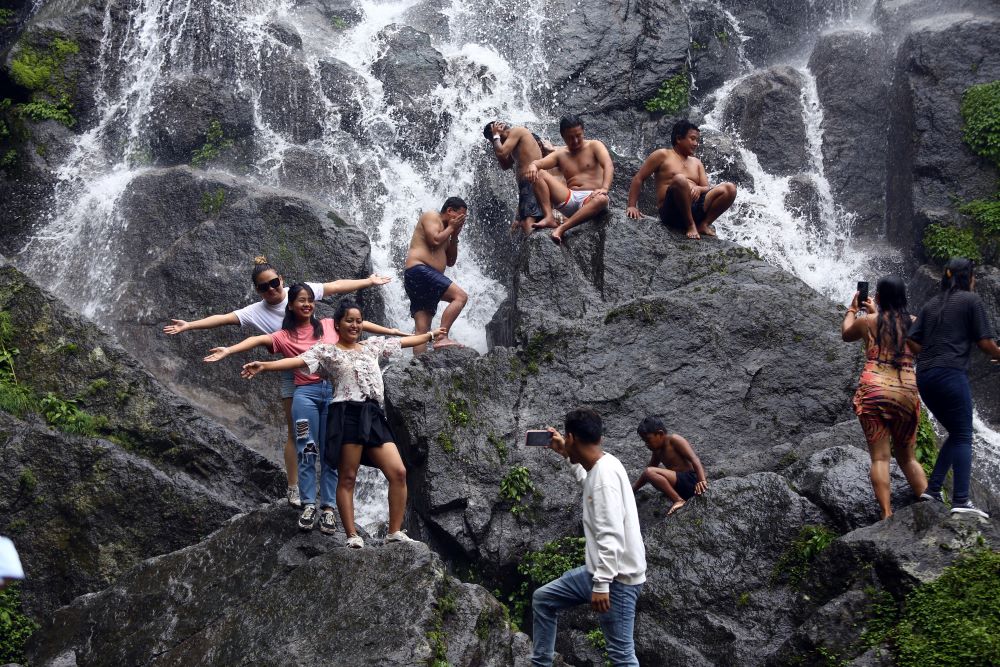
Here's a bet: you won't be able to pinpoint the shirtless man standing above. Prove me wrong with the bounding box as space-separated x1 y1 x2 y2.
632 416 709 516
484 121 549 234
403 196 468 353
526 115 613 245
626 120 737 240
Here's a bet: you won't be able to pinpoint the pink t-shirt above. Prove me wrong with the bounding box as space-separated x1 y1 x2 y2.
269 319 339 385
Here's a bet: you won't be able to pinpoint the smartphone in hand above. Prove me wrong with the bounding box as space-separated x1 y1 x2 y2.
857 281 869 308
525 430 553 447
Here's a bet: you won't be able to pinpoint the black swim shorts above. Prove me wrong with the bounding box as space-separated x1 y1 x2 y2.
517 179 543 221
674 470 699 500
403 264 452 316
659 187 710 231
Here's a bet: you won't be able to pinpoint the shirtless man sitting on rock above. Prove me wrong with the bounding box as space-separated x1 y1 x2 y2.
484 121 554 235
403 196 468 353
626 119 737 240
526 115 613 245
632 416 709 516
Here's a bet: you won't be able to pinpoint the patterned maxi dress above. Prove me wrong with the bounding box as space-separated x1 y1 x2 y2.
852 338 921 452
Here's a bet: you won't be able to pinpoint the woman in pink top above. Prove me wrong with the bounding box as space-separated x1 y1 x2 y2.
240 298 446 549
205 284 399 534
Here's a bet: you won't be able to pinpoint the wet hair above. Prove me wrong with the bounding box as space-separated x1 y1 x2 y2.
873 276 911 368
251 255 280 284
282 284 323 340
441 196 468 214
333 297 364 325
636 416 667 436
671 120 700 146
559 115 584 135
483 121 498 140
564 408 602 444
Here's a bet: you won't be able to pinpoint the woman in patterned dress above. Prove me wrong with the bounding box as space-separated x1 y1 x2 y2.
842 276 927 519
241 299 446 548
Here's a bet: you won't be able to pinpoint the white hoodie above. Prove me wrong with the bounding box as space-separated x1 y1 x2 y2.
572 453 647 593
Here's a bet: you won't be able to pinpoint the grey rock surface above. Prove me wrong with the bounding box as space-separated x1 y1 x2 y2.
26 504 531 667
96 167 384 458
722 66 809 176
318 57 366 136
885 17 1000 262
810 30 890 239
687 0 745 98
873 0 1000 39
541 0 688 114
785 173 822 234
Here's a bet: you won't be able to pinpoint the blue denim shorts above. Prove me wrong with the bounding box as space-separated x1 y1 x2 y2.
279 370 296 400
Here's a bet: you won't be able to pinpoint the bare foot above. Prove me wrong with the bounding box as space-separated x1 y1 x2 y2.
432 336 463 350
667 500 686 515
531 216 559 230
685 228 701 240
550 229 564 245
697 225 717 237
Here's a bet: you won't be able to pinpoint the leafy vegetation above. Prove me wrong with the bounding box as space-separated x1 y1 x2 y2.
499 465 535 515
426 589 456 667
200 188 226 216
644 70 689 115
10 37 79 127
497 536 586 628
0 584 38 664
960 81 1000 168
447 397 470 427
0 311 35 416
40 391 103 436
860 549 1000 667
772 525 837 588
191 119 233 167
0 9 17 26
922 224 981 264
488 432 508 462
915 409 938 478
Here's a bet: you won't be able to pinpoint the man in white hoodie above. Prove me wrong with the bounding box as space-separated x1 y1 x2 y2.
531 408 647 667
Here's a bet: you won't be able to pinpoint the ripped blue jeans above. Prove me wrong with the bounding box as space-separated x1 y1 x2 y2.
291 380 338 508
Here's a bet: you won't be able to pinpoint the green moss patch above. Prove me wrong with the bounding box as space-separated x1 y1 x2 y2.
645 69 689 115
0 584 39 664
9 36 80 127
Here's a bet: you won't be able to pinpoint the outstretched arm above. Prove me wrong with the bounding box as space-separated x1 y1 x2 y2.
164 312 240 335
671 434 708 495
400 327 447 349
626 151 665 218
241 356 306 379
362 321 407 336
322 274 391 295
204 333 273 362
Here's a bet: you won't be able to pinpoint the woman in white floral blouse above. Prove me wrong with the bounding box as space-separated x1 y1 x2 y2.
242 299 446 549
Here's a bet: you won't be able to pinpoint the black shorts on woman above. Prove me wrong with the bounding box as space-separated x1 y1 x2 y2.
325 400 396 468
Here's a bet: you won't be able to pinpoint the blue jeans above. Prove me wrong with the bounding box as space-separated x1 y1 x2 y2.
917 366 973 503
531 566 642 667
292 381 338 508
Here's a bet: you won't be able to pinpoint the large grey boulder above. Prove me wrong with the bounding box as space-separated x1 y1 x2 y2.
39 167 384 458
318 57 366 136
26 504 532 666
809 30 891 239
385 213 862 580
722 66 809 176
687 0 745 98
541 0 688 114
146 75 256 168
885 17 1000 263
372 24 449 157
719 0 862 63
873 0 1000 39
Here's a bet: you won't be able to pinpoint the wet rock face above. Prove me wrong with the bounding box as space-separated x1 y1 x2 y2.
722 65 809 176
873 0 1000 38
721 0 862 63
385 213 862 580
101 167 383 458
686 0 745 98
810 30 890 239
541 0 688 114
318 58 366 136
885 17 1000 262
27 504 531 667
146 75 256 168
373 24 450 157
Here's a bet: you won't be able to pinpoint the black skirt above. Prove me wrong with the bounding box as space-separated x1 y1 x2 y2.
325 400 396 469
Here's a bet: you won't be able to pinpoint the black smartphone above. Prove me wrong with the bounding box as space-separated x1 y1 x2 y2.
525 430 553 447
857 281 869 307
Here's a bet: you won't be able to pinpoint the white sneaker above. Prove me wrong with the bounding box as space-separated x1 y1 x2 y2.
386 530 415 543
346 534 365 549
951 501 989 519
286 485 302 509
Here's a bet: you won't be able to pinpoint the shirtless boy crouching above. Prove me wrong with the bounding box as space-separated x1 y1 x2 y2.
633 416 708 515
626 120 736 240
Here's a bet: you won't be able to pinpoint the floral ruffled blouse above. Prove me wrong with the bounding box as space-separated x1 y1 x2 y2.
300 337 401 407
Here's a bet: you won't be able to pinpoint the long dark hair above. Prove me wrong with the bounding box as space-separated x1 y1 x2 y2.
282 284 323 339
933 257 975 331
873 276 911 366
